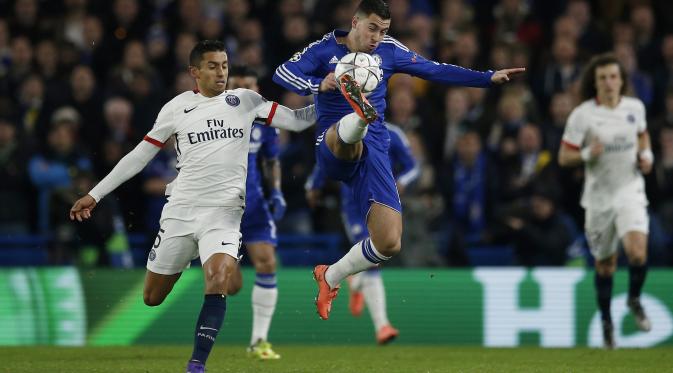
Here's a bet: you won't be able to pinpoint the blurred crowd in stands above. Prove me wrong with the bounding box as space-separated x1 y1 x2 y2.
1 0 672 267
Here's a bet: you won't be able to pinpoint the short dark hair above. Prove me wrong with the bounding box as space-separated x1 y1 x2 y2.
579 53 628 101
189 40 226 68
356 0 390 20
228 64 258 79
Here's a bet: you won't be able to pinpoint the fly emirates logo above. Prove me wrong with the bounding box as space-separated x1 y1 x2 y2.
187 119 244 144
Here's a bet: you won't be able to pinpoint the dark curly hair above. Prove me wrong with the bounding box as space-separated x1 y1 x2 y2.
579 53 628 102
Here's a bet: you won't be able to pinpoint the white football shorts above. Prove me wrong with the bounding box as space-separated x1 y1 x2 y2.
584 203 649 261
146 202 243 275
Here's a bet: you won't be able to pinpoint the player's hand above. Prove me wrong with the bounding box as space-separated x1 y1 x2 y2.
506 217 524 230
69 194 97 222
268 189 287 221
320 72 338 92
491 67 526 84
306 189 322 209
589 139 604 159
638 152 653 175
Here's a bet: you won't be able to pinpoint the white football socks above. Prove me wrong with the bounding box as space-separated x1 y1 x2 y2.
336 112 368 144
325 238 389 288
362 270 389 331
250 274 277 345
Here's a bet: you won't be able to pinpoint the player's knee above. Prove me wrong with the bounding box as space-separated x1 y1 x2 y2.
227 279 242 295
596 262 616 277
629 252 647 266
254 255 276 273
143 291 165 307
372 234 401 257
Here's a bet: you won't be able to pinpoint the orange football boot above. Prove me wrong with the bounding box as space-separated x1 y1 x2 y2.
338 75 378 124
347 276 364 317
376 325 399 345
313 265 340 320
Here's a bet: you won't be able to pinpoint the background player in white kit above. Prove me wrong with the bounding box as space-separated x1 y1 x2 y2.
69 40 315 373
559 53 654 349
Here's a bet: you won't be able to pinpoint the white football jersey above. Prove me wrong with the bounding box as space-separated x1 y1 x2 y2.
145 88 277 207
562 96 648 210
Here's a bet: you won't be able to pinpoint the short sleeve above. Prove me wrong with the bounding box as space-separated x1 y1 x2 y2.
636 100 647 134
145 101 176 147
561 108 587 150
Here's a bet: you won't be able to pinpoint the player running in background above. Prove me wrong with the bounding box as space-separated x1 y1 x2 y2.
559 53 653 349
225 66 285 360
273 0 524 320
69 40 315 373
306 122 418 344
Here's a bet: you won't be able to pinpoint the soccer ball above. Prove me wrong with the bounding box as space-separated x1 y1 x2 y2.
334 52 383 94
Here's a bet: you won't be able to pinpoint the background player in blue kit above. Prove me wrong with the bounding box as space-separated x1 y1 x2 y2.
273 0 524 319
226 66 286 360
306 122 418 344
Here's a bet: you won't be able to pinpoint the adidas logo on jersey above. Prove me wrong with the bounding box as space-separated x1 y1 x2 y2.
329 56 339 64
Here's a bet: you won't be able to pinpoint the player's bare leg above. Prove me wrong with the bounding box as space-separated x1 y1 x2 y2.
143 271 182 306
226 264 243 295
623 231 651 332
246 242 280 359
187 253 236 371
595 254 617 349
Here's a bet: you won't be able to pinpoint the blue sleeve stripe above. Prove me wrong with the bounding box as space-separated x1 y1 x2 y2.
275 65 308 91
277 64 320 94
382 36 409 52
397 164 420 187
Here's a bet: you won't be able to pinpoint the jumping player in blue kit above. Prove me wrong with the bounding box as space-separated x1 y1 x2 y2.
306 123 419 343
273 0 524 320
225 66 286 360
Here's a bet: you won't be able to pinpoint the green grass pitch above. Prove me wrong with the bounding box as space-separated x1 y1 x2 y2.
2 346 672 372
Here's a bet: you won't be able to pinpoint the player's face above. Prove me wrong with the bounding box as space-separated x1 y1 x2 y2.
227 75 259 92
352 13 390 52
594 63 623 99
191 51 228 97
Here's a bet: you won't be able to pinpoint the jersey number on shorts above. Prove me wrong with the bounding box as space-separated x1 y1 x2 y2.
153 228 166 248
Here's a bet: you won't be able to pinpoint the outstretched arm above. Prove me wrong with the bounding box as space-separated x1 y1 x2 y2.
70 141 160 221
258 102 316 132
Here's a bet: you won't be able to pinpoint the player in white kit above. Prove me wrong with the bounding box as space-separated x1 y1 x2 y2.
559 53 654 349
69 41 315 373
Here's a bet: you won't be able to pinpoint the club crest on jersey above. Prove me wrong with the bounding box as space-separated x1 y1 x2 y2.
149 249 156 261
372 54 382 66
225 94 240 107
627 113 635 124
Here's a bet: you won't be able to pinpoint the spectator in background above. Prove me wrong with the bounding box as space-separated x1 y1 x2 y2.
28 116 131 266
614 42 653 109
438 0 473 43
650 127 673 241
5 36 34 95
34 39 65 99
564 0 609 54
630 4 658 73
67 65 105 151
535 36 582 110
542 92 575 155
503 184 572 266
17 74 48 144
654 35 673 116
491 0 542 47
486 93 527 152
9 0 42 41
440 131 497 266
498 123 554 204
0 119 33 234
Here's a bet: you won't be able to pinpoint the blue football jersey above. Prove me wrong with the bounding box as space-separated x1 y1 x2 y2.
246 121 280 199
305 123 419 192
273 30 494 138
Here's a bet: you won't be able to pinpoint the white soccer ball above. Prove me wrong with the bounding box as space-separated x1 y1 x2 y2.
334 52 382 94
